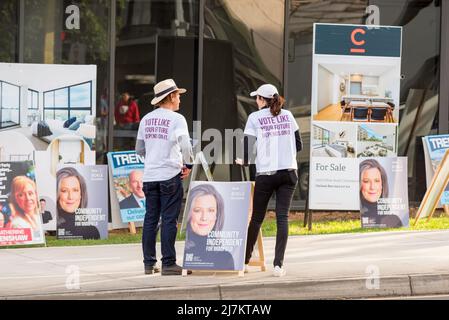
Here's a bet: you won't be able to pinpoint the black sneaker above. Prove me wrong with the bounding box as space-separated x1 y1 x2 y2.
161 264 192 276
144 265 160 275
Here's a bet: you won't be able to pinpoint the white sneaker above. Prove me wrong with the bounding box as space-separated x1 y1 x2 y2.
273 266 286 277
244 264 249 273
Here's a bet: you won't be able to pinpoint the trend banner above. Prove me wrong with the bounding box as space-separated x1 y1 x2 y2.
107 151 146 223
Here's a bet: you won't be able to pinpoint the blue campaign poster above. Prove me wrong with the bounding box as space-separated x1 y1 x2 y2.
423 135 449 204
107 151 146 223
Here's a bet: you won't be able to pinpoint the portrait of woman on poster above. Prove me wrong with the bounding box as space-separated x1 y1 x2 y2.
7 176 43 239
56 167 100 239
184 184 235 270
360 159 402 228
8 176 40 229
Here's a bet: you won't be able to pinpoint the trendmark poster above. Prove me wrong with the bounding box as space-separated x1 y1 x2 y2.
107 151 146 223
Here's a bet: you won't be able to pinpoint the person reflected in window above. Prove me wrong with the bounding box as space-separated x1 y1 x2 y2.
115 92 140 129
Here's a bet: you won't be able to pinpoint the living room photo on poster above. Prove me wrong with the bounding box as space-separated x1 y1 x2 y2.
0 63 97 151
107 151 145 223
56 165 108 240
182 181 252 271
359 157 409 228
0 161 45 246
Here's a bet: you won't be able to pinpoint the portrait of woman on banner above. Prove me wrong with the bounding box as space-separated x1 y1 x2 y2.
56 167 100 239
7 176 44 241
359 159 403 228
184 184 235 270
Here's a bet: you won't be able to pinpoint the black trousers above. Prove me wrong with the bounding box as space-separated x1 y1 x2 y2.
245 170 298 267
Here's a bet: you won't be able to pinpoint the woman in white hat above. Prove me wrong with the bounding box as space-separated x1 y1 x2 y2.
239 84 302 277
136 79 194 276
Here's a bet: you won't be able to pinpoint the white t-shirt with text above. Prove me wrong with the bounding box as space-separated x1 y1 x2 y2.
244 108 299 173
137 108 191 182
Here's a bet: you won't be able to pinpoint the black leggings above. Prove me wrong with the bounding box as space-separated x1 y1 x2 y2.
245 170 298 267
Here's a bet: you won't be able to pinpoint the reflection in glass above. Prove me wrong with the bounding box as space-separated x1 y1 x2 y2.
23 0 110 162
203 0 284 183
114 0 200 152
0 0 18 62
287 0 441 202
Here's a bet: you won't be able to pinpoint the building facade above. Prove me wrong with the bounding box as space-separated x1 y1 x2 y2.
0 0 448 207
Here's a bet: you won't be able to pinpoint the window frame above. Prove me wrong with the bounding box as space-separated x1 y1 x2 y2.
43 80 93 121
28 88 39 110
0 80 21 129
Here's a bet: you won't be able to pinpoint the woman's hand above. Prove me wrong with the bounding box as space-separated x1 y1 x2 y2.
181 166 192 180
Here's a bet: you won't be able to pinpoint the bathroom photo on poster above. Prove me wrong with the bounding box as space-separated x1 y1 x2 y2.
0 161 45 246
359 157 409 228
56 165 108 240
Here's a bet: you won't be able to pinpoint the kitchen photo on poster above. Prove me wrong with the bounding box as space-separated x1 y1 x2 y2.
56 165 108 240
107 151 145 223
0 161 45 246
423 135 449 204
182 182 252 271
359 157 409 228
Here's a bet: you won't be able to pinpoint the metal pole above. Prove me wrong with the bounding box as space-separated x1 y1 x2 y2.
196 0 205 122
108 0 116 152
283 0 290 98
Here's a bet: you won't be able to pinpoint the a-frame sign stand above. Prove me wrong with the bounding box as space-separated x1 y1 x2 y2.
181 153 265 276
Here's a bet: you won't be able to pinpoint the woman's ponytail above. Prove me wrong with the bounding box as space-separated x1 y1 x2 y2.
267 94 285 117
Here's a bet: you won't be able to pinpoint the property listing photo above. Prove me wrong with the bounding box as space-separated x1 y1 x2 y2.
357 123 397 158
0 63 97 151
312 55 401 124
312 122 356 158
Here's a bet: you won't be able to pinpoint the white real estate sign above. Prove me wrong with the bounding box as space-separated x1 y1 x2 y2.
309 23 402 210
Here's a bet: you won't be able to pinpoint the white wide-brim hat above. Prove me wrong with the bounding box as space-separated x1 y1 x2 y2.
250 84 279 99
151 79 187 106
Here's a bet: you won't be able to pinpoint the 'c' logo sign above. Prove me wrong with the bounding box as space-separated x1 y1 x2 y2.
350 28 366 54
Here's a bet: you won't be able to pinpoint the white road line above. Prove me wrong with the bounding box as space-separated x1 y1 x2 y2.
0 271 147 281
25 257 122 264
289 255 449 265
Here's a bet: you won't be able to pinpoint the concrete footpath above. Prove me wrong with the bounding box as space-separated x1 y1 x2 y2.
1 230 449 300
